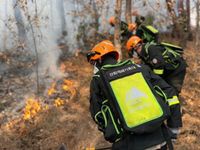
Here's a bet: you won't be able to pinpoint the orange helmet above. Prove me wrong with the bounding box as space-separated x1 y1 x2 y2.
109 16 116 26
87 40 119 62
128 23 137 32
126 36 142 51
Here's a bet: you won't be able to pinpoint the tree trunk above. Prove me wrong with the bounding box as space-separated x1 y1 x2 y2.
196 0 200 48
125 0 132 24
178 0 184 11
92 0 99 31
165 0 178 38
13 0 27 48
177 0 188 47
186 0 193 40
57 0 66 32
3 0 8 50
114 0 122 60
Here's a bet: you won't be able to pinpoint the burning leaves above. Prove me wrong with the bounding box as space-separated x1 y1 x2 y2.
54 98 65 107
48 82 56 96
63 79 76 100
22 79 76 121
47 79 76 100
23 98 42 120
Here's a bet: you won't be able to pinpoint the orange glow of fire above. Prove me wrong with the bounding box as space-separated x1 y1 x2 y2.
48 82 56 96
54 98 65 107
63 79 76 100
23 98 42 120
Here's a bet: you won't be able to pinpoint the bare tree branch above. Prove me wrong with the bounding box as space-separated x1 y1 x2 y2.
114 0 122 60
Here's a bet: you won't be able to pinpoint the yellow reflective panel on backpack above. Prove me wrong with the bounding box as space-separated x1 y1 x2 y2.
110 72 163 128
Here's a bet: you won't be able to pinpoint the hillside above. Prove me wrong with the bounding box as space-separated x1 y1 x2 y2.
0 42 199 150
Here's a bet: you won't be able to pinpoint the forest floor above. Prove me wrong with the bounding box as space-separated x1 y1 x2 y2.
0 42 199 150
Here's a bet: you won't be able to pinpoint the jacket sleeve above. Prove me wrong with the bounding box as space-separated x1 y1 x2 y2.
144 65 182 128
148 45 166 75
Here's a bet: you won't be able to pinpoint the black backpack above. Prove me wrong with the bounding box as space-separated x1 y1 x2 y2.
99 60 170 134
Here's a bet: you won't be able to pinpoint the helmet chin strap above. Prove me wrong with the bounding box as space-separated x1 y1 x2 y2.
96 59 102 69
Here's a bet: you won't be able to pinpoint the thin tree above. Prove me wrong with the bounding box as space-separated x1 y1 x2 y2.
178 0 188 47
166 0 188 47
125 0 132 24
114 0 122 60
91 0 99 31
196 0 200 48
3 0 8 50
13 0 27 48
57 0 66 33
186 0 192 40
165 0 177 38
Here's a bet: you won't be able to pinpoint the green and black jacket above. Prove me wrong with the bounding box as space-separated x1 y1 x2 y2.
139 43 186 77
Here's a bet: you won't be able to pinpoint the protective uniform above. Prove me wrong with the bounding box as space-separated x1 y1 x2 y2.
126 36 187 95
87 40 182 150
108 16 136 42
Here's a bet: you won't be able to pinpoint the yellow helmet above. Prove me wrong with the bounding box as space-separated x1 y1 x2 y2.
87 40 119 62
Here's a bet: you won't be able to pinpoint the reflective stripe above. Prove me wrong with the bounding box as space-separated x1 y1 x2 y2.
161 42 182 50
102 60 132 69
154 85 167 101
94 111 102 123
101 106 108 127
146 25 159 34
102 99 108 104
107 106 121 134
153 69 164 75
169 127 181 135
93 74 100 77
101 105 121 134
167 96 179 106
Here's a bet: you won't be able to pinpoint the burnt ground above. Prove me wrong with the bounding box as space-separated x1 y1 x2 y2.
0 42 199 150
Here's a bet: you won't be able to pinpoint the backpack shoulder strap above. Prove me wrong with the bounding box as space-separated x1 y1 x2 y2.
101 60 133 70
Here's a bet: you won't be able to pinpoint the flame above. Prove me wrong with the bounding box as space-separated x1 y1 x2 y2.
23 98 42 120
63 79 76 100
48 82 56 96
54 98 65 107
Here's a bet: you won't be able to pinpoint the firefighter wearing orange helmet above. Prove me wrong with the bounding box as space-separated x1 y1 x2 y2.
126 35 187 95
108 16 136 41
87 40 182 150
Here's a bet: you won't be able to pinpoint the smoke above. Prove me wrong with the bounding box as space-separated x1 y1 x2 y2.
24 0 68 80
32 30 65 79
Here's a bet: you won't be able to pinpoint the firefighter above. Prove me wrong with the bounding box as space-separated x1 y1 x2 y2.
87 40 182 150
109 16 158 43
109 16 136 41
135 15 159 43
126 35 187 95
